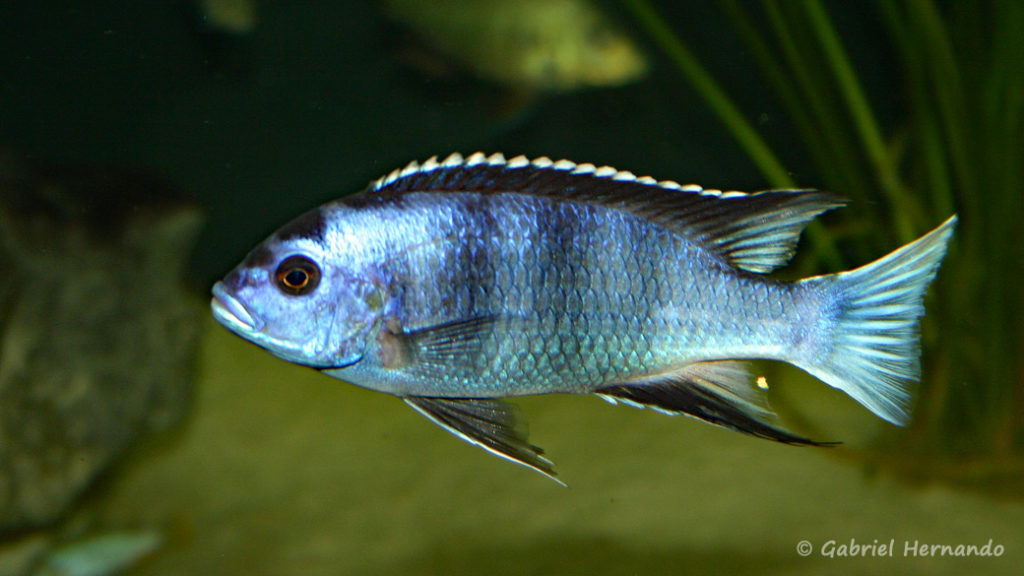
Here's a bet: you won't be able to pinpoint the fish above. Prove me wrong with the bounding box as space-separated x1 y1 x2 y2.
211 151 956 484
381 0 648 92
196 0 258 35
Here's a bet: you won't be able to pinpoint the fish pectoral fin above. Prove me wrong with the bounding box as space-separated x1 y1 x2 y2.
400 315 502 366
403 396 564 485
596 361 834 446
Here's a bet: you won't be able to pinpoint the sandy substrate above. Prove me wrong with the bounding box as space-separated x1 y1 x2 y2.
94 317 1024 575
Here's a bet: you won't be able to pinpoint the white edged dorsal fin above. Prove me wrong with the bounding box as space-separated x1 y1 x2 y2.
362 152 845 274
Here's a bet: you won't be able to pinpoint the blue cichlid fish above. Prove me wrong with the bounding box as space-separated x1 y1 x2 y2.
211 152 956 483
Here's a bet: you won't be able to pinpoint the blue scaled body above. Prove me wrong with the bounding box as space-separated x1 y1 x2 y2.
212 152 956 482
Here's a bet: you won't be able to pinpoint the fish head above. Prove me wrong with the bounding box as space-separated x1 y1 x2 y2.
211 210 383 370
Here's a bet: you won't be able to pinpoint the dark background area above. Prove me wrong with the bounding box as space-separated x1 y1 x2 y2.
0 1 898 287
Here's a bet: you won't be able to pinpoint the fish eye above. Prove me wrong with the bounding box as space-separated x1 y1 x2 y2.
275 255 321 296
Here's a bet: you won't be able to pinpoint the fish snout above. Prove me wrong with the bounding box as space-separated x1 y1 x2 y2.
211 281 264 332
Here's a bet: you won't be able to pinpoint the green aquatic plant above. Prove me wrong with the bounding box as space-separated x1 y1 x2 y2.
625 0 1024 495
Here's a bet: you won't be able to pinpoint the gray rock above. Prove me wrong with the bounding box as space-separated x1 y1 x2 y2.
0 157 203 532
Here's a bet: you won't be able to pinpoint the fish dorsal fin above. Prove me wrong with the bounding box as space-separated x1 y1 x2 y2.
365 152 846 273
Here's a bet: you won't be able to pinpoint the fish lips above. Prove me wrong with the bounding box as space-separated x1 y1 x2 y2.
210 281 359 370
211 281 264 333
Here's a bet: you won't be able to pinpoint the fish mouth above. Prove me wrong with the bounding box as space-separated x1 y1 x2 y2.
211 281 263 333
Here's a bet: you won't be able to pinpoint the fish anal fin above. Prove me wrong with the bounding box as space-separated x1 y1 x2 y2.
404 397 564 485
597 361 833 446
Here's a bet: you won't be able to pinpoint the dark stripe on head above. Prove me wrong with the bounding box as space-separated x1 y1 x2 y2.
221 268 249 292
243 243 276 269
343 191 408 210
277 207 327 243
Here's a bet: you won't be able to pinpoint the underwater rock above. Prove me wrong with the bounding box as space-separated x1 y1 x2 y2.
0 532 52 576
0 155 204 533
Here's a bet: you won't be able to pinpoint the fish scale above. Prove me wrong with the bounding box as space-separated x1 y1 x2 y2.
352 191 801 397
211 152 955 482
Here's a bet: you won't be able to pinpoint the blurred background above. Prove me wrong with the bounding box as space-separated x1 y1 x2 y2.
1 1 1021 574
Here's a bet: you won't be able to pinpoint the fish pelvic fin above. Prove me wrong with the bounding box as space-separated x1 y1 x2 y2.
798 215 957 425
403 397 565 486
597 361 832 445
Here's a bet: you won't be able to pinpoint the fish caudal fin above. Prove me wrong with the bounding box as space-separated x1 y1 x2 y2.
799 215 957 425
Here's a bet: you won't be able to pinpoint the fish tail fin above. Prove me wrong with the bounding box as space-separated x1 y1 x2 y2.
797 215 957 425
